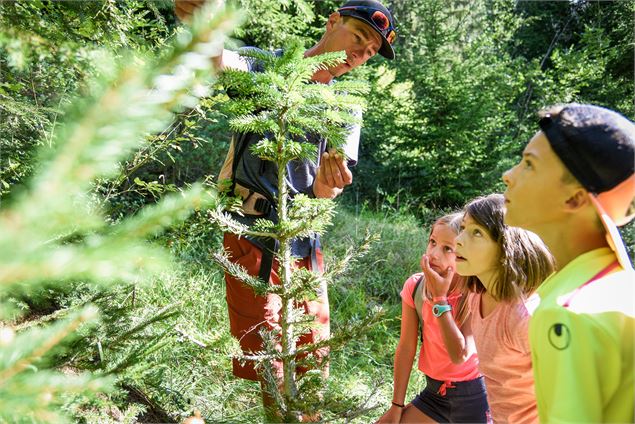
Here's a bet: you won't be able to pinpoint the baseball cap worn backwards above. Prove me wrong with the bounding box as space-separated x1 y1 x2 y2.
538 103 635 268
338 0 396 60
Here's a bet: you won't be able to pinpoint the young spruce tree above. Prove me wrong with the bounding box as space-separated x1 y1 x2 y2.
0 3 238 422
209 45 382 421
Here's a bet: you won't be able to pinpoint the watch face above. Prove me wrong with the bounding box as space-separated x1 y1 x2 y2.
433 303 452 317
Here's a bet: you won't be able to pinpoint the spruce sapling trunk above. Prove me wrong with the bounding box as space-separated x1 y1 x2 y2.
275 117 300 410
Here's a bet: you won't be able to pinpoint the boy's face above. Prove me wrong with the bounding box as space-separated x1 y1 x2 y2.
323 13 383 77
502 131 579 233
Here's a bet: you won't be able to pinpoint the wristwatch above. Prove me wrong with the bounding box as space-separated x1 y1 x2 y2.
432 303 452 317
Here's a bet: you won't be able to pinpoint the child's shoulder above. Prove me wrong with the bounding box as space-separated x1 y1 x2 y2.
405 272 424 283
563 268 635 316
400 273 424 308
500 297 533 336
499 297 532 321
402 272 424 292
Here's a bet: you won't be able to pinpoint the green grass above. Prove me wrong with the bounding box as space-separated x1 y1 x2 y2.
55 207 440 422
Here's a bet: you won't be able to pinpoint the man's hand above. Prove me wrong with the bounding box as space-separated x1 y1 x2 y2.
174 0 206 22
313 149 353 199
174 0 233 70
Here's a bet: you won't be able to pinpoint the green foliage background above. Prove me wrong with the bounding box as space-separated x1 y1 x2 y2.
1 0 633 422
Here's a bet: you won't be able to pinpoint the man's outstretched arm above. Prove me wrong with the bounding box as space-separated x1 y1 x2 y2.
174 0 248 72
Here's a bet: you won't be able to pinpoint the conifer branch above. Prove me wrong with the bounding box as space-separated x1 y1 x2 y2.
0 307 98 383
323 230 379 280
0 4 240 421
211 249 271 295
207 208 277 238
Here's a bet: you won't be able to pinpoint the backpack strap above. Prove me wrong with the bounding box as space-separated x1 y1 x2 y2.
258 237 279 283
229 131 250 195
412 275 425 343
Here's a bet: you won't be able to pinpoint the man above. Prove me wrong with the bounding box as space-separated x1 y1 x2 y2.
175 0 396 406
502 103 634 422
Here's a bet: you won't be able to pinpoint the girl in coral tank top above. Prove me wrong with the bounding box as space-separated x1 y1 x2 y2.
377 213 491 424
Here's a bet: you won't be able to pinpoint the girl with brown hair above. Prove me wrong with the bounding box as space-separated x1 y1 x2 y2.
454 193 555 423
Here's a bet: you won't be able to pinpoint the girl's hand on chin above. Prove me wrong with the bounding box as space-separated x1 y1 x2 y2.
422 254 454 298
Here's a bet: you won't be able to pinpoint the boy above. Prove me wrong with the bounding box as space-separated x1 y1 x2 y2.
503 103 634 422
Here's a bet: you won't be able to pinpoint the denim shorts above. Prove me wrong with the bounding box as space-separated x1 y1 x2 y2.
411 375 491 423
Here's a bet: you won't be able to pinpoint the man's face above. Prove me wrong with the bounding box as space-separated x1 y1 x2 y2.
323 13 383 77
502 131 578 233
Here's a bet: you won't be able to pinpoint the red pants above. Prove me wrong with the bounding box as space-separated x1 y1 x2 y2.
223 233 330 381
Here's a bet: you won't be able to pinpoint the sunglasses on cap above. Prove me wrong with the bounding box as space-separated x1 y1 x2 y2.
338 5 397 45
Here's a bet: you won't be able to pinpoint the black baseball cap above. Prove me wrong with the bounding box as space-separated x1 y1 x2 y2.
539 103 635 267
338 0 396 60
